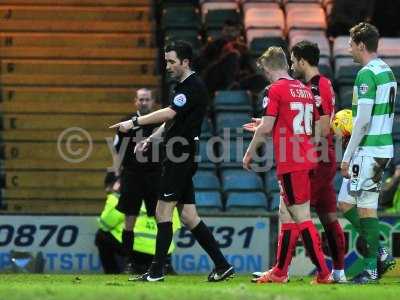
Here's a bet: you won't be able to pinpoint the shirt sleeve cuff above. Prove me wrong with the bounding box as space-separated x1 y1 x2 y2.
342 151 352 163
169 104 179 112
357 98 374 105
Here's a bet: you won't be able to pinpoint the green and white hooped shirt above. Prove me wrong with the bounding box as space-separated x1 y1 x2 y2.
352 58 397 158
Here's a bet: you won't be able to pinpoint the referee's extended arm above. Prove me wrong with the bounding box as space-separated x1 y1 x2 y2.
109 107 176 131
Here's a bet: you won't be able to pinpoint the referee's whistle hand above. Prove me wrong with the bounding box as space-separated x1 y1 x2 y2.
134 140 150 154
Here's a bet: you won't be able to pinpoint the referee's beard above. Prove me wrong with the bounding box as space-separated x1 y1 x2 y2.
138 108 151 115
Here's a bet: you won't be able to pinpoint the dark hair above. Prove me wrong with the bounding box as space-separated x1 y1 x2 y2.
164 40 193 65
350 22 380 52
291 40 320 66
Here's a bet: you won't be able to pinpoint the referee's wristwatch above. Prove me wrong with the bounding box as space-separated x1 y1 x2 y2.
131 115 140 128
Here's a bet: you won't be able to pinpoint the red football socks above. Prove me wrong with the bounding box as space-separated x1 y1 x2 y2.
273 223 300 277
323 220 346 270
298 220 330 276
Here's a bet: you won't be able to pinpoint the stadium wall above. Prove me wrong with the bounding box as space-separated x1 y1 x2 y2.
0 214 399 276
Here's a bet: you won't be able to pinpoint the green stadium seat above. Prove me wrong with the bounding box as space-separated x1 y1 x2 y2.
214 90 252 112
338 85 353 109
249 36 288 57
162 5 201 30
319 58 333 80
204 9 240 29
164 29 202 49
246 28 284 47
335 58 362 85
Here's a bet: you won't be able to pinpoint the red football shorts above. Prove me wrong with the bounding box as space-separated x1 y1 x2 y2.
277 169 311 206
310 161 337 214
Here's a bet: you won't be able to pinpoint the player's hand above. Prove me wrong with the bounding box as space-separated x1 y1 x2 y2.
242 118 261 132
242 122 257 132
109 120 134 131
134 138 150 154
243 151 253 171
341 161 350 179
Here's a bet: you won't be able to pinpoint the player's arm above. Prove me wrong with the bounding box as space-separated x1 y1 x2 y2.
311 101 321 145
341 103 373 163
314 119 322 145
243 86 279 170
138 108 176 125
111 128 128 174
318 79 335 137
319 115 330 137
341 70 376 177
109 108 176 130
243 116 276 170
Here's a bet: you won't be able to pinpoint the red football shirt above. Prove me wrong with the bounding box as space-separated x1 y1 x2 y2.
264 78 319 175
307 75 336 163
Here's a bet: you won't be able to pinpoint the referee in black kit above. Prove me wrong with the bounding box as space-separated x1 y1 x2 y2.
110 40 234 282
113 88 162 272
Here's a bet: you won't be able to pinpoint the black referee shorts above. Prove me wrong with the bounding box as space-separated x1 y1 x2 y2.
160 156 198 204
116 168 161 216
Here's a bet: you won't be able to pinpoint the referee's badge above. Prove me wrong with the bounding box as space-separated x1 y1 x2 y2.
173 93 187 107
262 96 269 109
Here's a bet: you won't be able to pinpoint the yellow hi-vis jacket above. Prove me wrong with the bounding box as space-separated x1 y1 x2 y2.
97 192 181 255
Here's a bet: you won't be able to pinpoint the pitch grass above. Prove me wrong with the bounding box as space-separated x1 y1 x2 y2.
0 274 399 300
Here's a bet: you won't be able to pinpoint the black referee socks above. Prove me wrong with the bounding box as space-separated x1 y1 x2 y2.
122 229 134 259
154 221 173 269
191 221 229 269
